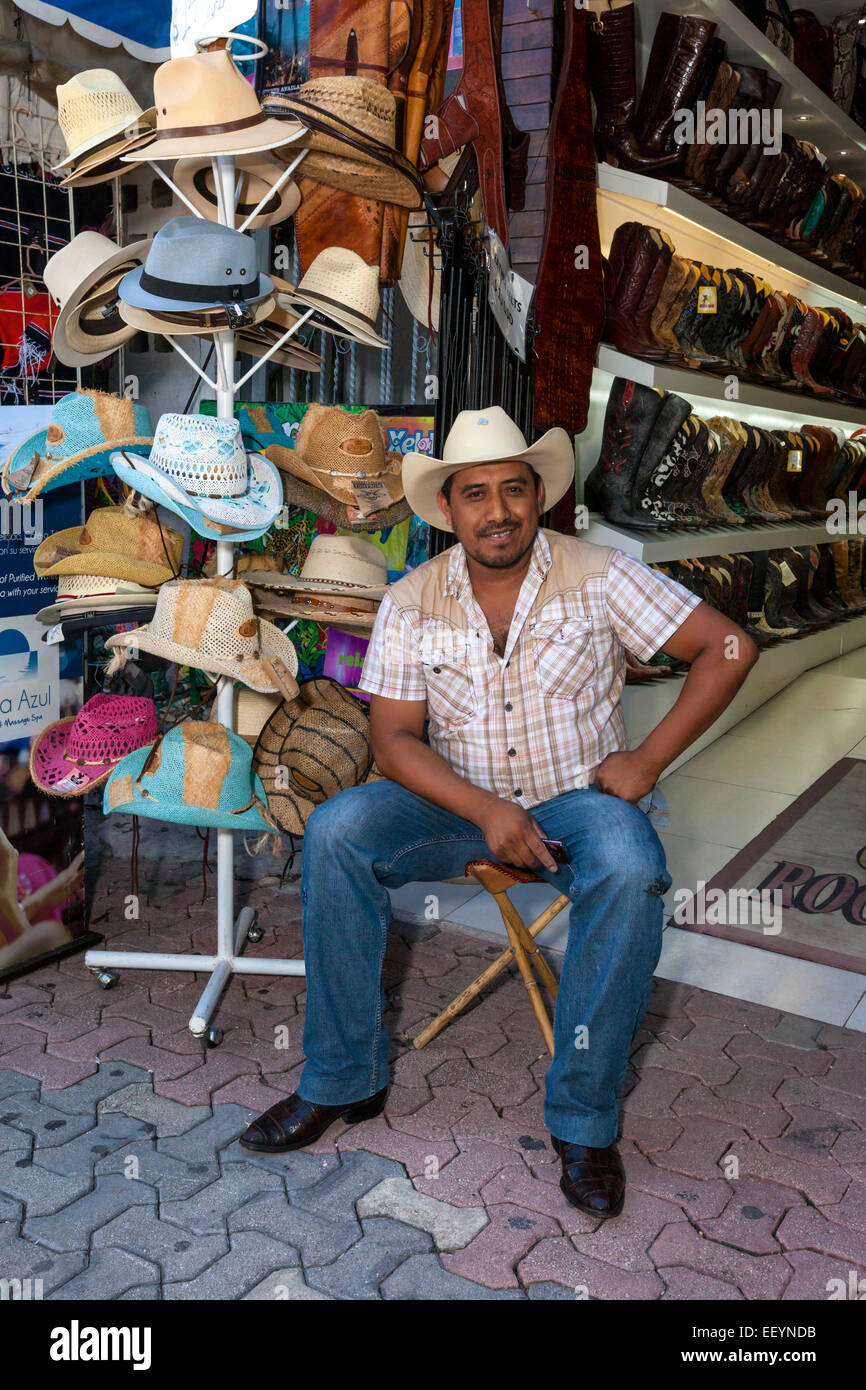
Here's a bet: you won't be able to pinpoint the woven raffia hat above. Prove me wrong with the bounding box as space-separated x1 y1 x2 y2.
246 534 388 597
119 217 274 317
33 507 184 587
123 49 304 162
36 574 158 625
403 406 575 531
44 232 152 368
270 404 403 512
254 677 372 835
30 693 158 798
104 721 278 836
269 76 423 210
55 69 155 169
173 153 301 230
280 248 387 348
110 413 282 542
2 391 153 501
104 578 300 696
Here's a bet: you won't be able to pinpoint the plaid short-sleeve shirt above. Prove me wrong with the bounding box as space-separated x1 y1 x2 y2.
358 529 700 808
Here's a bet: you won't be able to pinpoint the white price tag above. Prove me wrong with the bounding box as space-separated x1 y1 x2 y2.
351 478 394 517
485 228 533 362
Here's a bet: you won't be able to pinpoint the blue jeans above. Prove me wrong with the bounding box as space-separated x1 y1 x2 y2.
298 780 671 1147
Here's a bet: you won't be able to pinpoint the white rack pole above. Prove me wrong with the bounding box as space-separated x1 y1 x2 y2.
213 153 241 970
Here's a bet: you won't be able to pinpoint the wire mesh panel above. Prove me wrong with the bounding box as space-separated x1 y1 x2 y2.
0 100 77 406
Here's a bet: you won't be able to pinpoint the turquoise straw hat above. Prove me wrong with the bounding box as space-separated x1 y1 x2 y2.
104 720 278 836
2 390 152 501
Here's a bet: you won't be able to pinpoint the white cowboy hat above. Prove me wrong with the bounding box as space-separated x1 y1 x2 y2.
245 534 389 598
44 232 151 368
402 407 575 531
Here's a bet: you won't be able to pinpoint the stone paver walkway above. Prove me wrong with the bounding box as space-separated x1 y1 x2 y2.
1 818 865 1300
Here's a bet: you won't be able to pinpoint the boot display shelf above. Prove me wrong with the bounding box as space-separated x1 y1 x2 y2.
596 346 866 431
624 612 866 773
598 164 866 313
582 514 837 564
633 0 866 182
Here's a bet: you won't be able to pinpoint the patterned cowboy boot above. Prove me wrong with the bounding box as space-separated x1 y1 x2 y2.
702 418 748 525
583 378 668 528
628 391 694 525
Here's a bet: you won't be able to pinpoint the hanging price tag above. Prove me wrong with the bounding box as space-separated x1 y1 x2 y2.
351 478 393 516
786 449 803 472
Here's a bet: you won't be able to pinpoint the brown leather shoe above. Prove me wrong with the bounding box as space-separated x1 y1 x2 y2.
553 1136 626 1219
240 1087 388 1153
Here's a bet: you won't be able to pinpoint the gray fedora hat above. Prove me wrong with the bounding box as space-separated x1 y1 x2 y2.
119 216 273 316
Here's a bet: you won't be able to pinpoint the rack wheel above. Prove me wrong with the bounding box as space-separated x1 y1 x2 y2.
246 925 264 944
97 970 119 990
204 1026 223 1048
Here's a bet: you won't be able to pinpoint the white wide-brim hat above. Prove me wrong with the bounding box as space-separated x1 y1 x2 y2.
45 232 152 368
402 407 575 531
111 447 283 540
172 153 301 229
244 534 389 598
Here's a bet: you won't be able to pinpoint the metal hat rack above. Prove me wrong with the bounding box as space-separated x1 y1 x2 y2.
84 132 323 1043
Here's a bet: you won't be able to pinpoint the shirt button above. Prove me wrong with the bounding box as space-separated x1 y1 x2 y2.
504 702 512 712
514 788 522 797
433 666 441 673
508 747 516 756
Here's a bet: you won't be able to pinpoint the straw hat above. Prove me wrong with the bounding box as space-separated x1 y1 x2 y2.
173 153 301 229
253 678 372 835
208 688 281 745
279 248 387 348
245 534 389 597
2 391 153 502
30 693 157 798
399 212 441 334
403 407 575 531
59 109 158 188
104 578 300 696
54 69 155 169
123 49 304 162
110 413 282 543
34 506 184 588
269 76 423 210
44 232 151 368
119 217 274 317
232 275 322 371
36 574 159 625
250 586 380 632
269 404 404 513
104 721 278 837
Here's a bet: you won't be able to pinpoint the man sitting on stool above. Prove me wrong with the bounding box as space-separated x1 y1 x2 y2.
241 407 757 1220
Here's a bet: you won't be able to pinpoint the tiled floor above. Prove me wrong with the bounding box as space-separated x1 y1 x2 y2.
390 652 866 1032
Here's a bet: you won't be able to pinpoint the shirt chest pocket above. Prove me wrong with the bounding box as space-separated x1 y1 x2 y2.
530 617 596 700
419 623 478 729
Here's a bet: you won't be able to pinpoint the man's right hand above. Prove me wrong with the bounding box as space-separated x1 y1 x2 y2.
475 798 558 873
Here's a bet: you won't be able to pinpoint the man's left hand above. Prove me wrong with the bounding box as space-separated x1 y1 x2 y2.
594 750 660 805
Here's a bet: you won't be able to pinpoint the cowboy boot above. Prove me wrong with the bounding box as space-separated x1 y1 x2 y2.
764 556 807 635
662 417 722 526
605 223 673 356
848 538 866 608
831 540 855 611
702 418 748 525
629 391 694 526
633 13 717 160
640 416 702 526
813 544 847 614
800 426 841 515
682 59 740 189
583 378 668 528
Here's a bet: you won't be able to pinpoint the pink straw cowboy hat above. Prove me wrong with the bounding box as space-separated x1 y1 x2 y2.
29 693 158 798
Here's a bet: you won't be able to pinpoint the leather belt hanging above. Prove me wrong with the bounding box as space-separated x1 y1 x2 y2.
533 4 605 438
